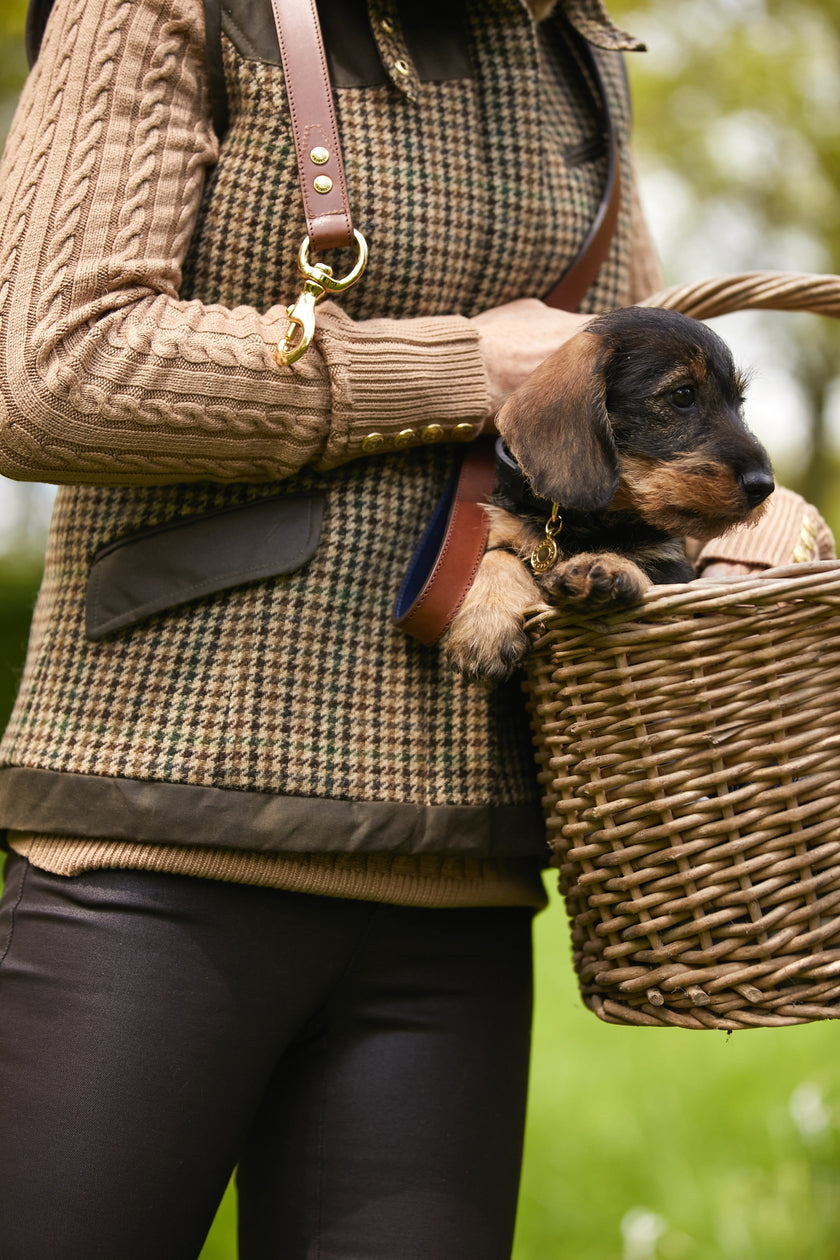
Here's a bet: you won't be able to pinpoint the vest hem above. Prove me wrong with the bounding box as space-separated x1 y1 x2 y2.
0 766 547 858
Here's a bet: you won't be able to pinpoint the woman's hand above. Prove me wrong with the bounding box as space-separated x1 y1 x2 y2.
471 299 592 432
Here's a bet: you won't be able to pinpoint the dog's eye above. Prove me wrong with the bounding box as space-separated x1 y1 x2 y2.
669 385 696 409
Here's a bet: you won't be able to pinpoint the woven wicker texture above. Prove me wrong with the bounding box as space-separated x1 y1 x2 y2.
526 271 840 1030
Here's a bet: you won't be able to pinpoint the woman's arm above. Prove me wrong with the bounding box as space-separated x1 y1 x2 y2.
0 0 493 486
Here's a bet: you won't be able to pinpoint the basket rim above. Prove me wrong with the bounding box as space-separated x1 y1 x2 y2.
524 559 840 640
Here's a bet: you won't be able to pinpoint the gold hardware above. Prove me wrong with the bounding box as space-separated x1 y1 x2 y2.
453 423 475 441
313 175 333 194
394 429 416 448
380 17 394 33
362 432 385 453
394 58 410 76
421 424 445 443
530 503 562 573
275 230 369 366
310 146 330 165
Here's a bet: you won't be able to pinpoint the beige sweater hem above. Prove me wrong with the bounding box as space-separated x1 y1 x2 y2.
8 833 549 910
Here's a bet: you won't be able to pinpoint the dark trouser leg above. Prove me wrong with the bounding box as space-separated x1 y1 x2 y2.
0 853 534 1260
237 902 534 1260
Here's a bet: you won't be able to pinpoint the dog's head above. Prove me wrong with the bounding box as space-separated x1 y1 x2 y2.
496 307 774 540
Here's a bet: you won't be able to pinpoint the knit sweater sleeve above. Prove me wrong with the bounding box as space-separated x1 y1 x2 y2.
0 0 489 487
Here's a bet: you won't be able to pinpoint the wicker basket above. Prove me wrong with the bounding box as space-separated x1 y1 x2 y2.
524 270 840 1031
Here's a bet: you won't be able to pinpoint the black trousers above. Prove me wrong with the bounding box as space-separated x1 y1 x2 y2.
0 853 535 1260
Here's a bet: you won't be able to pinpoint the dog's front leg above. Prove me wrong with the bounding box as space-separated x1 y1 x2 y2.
542 551 652 608
444 508 546 683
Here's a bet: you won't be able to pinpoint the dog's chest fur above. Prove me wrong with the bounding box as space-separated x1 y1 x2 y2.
507 502 695 585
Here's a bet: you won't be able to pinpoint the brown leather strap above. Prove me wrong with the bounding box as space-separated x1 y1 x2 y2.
394 41 622 645
270 0 354 250
543 133 620 311
393 441 497 647
544 38 621 311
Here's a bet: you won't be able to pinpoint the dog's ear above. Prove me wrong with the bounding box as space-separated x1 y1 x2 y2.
495 328 619 510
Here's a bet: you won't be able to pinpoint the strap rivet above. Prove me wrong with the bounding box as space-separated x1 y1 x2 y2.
394 58 410 76
310 146 330 165
313 175 333 194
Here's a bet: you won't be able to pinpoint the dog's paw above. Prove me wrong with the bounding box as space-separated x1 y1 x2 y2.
444 606 530 685
443 549 542 684
544 552 651 608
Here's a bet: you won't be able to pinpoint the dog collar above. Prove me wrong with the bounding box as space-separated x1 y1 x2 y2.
494 439 564 573
494 438 553 515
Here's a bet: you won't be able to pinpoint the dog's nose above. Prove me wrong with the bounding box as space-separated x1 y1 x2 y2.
739 468 775 508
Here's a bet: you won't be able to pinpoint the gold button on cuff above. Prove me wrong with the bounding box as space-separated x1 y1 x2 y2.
453 423 476 441
394 58 410 76
313 175 333 194
421 424 445 444
361 432 385 453
310 146 329 165
394 429 416 449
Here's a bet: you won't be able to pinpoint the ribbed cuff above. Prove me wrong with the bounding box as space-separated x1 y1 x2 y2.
314 304 489 468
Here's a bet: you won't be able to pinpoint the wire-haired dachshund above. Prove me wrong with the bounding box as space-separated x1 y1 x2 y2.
445 307 775 683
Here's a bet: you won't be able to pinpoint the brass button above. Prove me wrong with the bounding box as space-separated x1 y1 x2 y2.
394 58 410 77
313 175 333 194
310 146 329 165
453 423 476 441
361 432 385 453
394 429 416 449
421 424 445 444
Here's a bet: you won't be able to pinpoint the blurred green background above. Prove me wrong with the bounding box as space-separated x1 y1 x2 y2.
1 2 840 1257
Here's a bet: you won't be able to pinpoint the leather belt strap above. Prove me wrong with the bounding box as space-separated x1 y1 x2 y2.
394 39 622 647
270 0 354 250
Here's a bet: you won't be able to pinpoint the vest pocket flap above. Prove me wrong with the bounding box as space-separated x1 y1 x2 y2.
86 492 324 640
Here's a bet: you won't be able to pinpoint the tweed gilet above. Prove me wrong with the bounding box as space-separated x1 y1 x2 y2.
0 1 638 860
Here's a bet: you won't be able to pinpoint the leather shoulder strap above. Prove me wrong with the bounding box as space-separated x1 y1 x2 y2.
394 36 625 646
543 34 621 311
393 441 497 647
269 0 354 249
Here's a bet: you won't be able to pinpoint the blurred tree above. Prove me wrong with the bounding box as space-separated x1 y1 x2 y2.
0 0 27 129
612 0 840 523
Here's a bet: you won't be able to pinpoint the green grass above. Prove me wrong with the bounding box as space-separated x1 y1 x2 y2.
198 883 840 1259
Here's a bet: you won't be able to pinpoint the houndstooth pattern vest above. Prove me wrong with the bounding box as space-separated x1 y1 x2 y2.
0 1 637 857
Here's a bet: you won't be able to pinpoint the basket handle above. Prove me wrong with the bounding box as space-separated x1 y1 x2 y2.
639 270 840 320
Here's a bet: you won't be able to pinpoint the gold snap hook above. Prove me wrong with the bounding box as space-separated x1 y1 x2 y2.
274 230 369 366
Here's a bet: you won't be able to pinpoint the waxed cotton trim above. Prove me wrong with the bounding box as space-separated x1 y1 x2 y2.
0 768 548 858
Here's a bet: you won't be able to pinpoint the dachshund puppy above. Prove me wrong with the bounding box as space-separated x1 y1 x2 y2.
445 307 774 683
